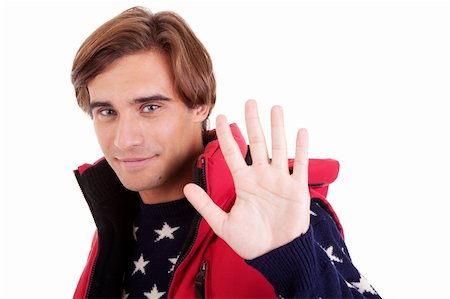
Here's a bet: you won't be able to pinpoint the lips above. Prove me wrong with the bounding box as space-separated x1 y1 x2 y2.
116 156 155 170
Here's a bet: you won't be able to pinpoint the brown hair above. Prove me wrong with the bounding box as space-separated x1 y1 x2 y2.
71 6 216 127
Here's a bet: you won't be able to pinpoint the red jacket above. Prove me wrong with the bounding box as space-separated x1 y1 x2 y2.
73 124 342 298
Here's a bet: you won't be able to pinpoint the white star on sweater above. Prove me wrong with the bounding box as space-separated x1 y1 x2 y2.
154 222 180 242
345 280 356 289
168 255 179 273
121 290 129 299
351 276 378 295
310 210 317 216
144 284 166 299
324 245 343 264
132 253 150 275
133 224 139 241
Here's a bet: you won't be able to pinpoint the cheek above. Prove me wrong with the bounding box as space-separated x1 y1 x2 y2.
94 123 115 153
175 114 198 140
162 109 194 134
159 113 198 150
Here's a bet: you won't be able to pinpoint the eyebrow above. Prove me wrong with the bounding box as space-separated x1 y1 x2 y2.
89 94 172 112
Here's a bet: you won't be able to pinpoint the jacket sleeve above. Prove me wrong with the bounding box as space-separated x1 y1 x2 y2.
246 201 381 298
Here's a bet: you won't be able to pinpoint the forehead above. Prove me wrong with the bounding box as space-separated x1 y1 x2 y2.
88 51 175 103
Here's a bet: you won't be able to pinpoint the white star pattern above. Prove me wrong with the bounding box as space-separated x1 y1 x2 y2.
133 224 139 241
144 284 166 299
121 290 129 299
310 210 317 216
351 276 378 295
168 255 179 273
324 246 343 264
154 222 180 242
132 253 150 275
345 280 356 289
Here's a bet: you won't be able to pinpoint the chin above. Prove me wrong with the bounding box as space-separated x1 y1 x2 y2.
121 184 141 192
119 179 148 192
117 174 163 193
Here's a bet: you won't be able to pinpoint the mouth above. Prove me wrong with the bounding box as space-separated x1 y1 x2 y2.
116 156 155 170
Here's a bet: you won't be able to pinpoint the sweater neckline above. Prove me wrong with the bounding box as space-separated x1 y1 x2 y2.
138 198 196 221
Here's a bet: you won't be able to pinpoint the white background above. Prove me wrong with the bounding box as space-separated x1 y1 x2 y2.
1 0 449 298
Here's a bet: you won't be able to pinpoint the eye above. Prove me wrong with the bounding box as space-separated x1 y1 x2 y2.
99 109 116 117
142 104 160 112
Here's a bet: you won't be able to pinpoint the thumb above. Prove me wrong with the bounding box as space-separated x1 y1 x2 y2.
183 183 227 237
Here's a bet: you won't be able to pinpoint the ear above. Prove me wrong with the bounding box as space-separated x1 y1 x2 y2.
192 104 210 123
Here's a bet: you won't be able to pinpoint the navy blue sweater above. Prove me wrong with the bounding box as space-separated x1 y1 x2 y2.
123 198 381 298
121 198 380 298
248 200 380 298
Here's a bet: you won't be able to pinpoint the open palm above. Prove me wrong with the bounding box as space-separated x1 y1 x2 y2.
184 100 311 260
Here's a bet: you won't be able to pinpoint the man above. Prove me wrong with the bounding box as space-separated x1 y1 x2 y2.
71 6 380 299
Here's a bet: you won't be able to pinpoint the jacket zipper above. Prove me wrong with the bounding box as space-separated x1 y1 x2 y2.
167 213 202 290
200 157 207 192
195 261 207 299
86 251 98 298
167 157 207 297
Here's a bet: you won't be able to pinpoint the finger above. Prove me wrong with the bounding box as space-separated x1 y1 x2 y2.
270 105 288 171
292 128 309 184
216 114 247 173
245 100 269 166
183 183 227 237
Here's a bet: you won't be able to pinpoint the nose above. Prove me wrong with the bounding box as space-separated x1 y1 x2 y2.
114 114 145 150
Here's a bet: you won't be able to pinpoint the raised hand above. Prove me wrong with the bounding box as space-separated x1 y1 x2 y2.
184 100 311 260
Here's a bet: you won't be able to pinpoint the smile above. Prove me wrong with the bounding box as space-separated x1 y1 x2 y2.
117 156 155 170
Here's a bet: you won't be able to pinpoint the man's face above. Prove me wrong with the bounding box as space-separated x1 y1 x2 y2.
88 51 208 202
